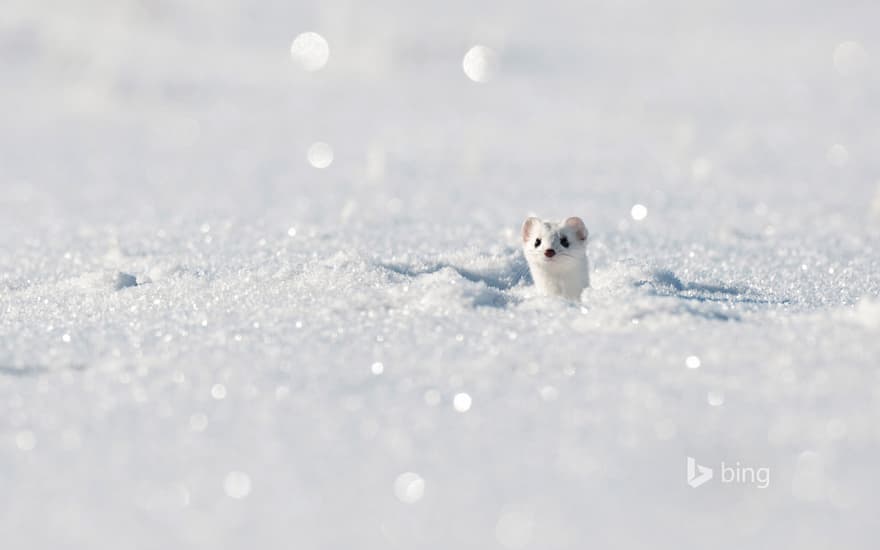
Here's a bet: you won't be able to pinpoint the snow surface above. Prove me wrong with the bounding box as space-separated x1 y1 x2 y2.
2 1 880 548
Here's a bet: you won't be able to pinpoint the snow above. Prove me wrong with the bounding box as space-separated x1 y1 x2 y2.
2 1 880 548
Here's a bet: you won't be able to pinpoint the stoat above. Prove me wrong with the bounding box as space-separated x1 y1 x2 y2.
521 216 590 301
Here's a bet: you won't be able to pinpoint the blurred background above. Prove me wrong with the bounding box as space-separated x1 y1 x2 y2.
1 1 879 549
3 0 879 235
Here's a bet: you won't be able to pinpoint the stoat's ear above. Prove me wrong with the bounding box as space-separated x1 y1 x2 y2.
564 217 588 241
521 217 541 242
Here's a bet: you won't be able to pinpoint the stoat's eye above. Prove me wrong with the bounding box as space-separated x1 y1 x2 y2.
534 238 541 248
560 236 569 248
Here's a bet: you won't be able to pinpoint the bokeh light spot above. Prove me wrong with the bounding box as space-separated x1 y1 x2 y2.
453 392 472 412
211 384 227 400
15 430 36 451
463 45 499 83
495 505 535 549
290 32 330 71
833 41 868 76
223 471 252 499
631 204 648 221
307 142 334 169
393 472 425 504
827 144 849 166
424 389 442 406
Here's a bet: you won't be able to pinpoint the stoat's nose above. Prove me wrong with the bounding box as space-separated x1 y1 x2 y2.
544 249 556 258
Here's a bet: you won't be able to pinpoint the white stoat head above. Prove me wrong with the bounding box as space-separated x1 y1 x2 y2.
521 216 589 271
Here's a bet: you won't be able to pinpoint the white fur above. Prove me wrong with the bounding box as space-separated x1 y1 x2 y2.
521 216 590 301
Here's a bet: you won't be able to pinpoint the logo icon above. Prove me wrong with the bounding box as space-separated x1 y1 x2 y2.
687 456 714 488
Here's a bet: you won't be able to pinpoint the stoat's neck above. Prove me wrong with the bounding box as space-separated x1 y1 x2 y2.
531 257 590 300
